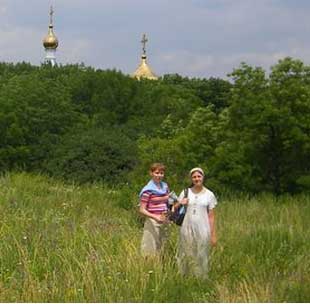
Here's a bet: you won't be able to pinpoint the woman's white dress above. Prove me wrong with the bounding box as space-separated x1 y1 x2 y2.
177 187 217 278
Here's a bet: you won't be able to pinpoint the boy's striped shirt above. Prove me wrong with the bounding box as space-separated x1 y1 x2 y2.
140 190 169 214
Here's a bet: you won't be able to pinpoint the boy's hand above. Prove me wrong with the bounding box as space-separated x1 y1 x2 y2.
154 213 168 224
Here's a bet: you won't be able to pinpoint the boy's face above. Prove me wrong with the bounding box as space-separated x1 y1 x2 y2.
150 169 164 183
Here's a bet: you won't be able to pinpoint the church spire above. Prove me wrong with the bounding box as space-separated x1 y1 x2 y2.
133 33 158 80
43 5 59 66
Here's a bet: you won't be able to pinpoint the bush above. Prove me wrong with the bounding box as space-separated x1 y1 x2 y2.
45 127 137 184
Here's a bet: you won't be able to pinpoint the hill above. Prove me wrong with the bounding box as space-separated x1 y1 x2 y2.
0 173 309 302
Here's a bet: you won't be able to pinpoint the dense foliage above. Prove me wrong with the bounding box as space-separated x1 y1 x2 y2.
0 58 309 193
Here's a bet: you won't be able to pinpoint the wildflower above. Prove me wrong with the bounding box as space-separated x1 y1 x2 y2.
148 270 154 275
23 236 27 240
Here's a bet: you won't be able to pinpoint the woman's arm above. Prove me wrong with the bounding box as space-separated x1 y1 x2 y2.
208 209 216 246
172 198 188 210
173 190 189 211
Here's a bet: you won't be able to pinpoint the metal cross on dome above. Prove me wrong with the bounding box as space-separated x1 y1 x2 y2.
49 5 54 25
141 33 148 55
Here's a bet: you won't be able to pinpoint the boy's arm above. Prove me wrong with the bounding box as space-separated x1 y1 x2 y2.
139 205 164 223
139 191 165 223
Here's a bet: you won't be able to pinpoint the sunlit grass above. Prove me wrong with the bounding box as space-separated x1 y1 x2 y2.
0 172 309 302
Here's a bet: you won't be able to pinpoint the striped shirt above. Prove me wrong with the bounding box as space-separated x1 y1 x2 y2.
140 190 169 214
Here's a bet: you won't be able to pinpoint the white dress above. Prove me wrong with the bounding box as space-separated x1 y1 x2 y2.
177 187 217 278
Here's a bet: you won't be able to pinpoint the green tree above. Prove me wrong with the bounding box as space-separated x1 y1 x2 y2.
162 74 231 111
45 127 137 184
214 58 310 193
0 73 81 171
133 106 222 188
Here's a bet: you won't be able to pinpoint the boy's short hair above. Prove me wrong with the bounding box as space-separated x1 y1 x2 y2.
150 162 166 172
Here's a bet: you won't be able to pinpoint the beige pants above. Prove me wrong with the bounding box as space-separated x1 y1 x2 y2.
141 217 168 256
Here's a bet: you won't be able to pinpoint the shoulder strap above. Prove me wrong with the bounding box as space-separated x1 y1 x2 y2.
182 188 189 212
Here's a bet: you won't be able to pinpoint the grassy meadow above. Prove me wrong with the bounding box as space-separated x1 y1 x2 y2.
0 172 309 302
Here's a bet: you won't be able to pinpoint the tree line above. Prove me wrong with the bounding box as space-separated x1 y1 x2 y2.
0 57 309 194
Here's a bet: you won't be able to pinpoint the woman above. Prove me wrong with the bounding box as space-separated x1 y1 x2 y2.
139 163 170 256
175 167 217 278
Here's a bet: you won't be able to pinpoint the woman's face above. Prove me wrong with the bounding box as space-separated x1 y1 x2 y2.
150 169 164 183
191 171 204 187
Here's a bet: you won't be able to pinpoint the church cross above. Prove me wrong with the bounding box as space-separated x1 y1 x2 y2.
141 33 148 55
49 6 54 25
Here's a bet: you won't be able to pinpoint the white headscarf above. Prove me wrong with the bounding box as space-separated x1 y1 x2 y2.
190 167 205 176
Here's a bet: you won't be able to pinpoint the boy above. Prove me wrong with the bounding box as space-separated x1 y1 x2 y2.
139 163 170 256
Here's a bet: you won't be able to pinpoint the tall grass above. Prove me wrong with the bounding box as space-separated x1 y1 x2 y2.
0 172 309 302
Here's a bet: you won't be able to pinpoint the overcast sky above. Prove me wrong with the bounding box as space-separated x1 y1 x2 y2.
0 0 309 78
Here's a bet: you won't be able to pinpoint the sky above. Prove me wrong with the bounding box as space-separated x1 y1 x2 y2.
0 0 310 79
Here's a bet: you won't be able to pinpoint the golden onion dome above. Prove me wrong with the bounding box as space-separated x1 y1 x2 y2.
43 25 58 49
132 34 158 80
133 55 158 80
43 6 58 50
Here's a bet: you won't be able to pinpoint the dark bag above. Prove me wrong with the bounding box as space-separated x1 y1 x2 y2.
170 188 188 226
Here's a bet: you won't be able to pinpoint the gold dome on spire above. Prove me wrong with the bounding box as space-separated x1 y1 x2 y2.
133 34 158 80
43 6 58 50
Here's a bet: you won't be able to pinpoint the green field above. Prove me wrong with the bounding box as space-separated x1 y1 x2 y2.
0 173 309 302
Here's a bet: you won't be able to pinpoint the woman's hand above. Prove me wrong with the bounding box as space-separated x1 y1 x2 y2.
208 209 216 247
180 198 189 206
211 234 217 247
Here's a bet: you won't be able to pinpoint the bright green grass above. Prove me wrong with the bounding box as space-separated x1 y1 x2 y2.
0 172 309 302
